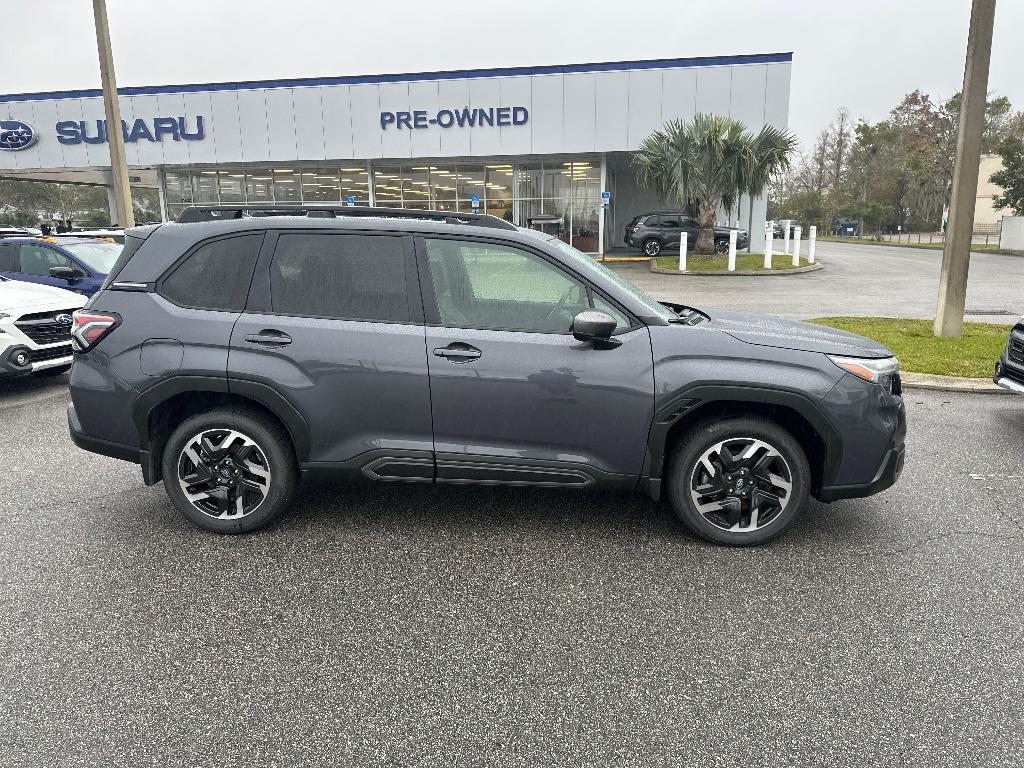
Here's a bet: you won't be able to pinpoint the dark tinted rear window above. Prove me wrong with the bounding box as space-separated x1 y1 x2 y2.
0 243 16 272
160 233 263 311
269 233 409 322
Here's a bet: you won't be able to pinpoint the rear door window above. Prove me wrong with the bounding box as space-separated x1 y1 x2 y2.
269 233 411 322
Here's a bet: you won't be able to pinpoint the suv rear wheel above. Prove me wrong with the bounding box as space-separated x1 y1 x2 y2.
666 417 810 546
643 238 662 257
161 407 298 534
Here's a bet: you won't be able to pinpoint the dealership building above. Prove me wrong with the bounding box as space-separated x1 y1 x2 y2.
0 52 791 255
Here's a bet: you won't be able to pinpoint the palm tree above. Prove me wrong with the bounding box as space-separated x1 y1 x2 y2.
633 114 798 257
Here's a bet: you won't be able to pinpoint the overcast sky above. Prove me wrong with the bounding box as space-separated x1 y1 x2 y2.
2 0 1022 146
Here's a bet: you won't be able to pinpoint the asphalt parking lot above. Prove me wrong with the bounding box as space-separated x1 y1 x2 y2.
611 239 1024 323
2 373 1023 766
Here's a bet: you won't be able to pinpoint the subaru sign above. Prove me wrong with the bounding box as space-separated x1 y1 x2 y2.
381 106 528 130
55 116 206 145
0 120 38 151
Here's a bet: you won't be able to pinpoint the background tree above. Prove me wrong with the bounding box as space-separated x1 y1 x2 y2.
991 134 1024 216
634 114 797 257
769 89 1024 235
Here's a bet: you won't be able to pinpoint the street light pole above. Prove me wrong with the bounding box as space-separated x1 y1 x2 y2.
933 0 996 337
91 0 135 229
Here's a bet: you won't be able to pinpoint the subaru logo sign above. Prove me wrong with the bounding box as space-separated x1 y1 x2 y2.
55 314 74 327
0 120 38 151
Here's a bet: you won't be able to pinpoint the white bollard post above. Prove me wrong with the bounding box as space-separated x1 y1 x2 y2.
678 232 687 272
808 225 817 264
728 229 737 271
763 221 773 269
783 222 791 255
792 226 802 267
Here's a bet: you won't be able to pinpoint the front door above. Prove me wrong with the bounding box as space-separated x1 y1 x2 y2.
9 243 87 290
228 231 434 476
419 236 654 487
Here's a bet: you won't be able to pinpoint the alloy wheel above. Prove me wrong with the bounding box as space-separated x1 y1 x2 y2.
644 240 661 256
177 428 272 520
689 437 793 533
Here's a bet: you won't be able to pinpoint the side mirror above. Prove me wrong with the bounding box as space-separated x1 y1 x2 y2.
572 310 621 349
49 266 78 281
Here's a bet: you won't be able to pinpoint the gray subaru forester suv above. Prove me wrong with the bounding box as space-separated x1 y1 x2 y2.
67 206 906 546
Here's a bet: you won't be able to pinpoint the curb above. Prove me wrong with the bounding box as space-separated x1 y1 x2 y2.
650 262 823 276
900 372 1010 394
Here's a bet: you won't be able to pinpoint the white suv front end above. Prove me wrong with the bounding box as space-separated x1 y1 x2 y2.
0 276 87 379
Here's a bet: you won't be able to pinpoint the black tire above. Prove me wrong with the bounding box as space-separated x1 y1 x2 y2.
666 417 810 546
31 364 71 377
643 238 662 257
161 407 298 534
714 238 729 254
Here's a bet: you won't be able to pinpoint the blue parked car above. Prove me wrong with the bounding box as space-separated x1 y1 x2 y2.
0 236 123 297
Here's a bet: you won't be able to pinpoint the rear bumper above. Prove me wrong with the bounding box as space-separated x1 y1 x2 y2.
68 403 141 464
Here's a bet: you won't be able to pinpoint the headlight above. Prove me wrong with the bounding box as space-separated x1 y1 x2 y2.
828 355 899 385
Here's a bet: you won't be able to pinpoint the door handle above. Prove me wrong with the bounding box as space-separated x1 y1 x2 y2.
433 342 481 362
244 330 292 346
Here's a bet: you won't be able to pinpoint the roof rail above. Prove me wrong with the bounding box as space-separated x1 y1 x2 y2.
175 204 518 230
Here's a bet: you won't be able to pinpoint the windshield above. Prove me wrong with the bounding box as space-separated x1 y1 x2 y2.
61 241 123 273
534 233 677 322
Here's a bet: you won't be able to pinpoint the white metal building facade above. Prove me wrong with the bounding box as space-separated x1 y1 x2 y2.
0 52 792 254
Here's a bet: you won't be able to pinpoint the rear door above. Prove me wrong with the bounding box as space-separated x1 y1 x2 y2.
658 215 682 248
228 230 433 474
419 235 654 486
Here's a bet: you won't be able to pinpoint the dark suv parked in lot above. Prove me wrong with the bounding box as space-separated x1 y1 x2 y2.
624 212 749 256
68 205 905 545
994 317 1024 394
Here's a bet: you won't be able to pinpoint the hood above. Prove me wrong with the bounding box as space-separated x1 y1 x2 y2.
703 308 892 357
0 278 86 313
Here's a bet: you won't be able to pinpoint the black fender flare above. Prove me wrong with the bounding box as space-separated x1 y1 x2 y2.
643 383 842 486
131 375 312 467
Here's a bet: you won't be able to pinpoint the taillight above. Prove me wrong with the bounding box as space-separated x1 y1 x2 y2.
71 310 120 351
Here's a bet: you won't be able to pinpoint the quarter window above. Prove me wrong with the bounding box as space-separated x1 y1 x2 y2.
161 234 263 311
269 233 409 322
425 239 598 334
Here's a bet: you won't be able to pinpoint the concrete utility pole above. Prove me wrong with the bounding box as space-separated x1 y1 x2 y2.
91 0 135 228
933 0 996 337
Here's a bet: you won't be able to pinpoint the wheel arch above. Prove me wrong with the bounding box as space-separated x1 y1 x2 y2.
132 376 311 484
644 385 841 499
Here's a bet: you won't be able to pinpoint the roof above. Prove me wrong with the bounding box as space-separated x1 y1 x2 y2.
0 52 794 104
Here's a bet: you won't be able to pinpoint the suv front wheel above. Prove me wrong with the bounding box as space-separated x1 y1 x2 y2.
666 417 810 546
161 407 298 534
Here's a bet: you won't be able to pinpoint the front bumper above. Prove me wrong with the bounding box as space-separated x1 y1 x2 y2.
0 343 74 378
816 393 907 502
994 358 1024 394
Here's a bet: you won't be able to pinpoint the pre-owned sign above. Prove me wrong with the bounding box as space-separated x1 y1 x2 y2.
381 106 528 130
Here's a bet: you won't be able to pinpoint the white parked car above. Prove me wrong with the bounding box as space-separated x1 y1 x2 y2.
0 275 86 379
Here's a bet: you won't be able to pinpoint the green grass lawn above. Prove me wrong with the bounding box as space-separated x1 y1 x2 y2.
808 317 1010 377
655 253 811 272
